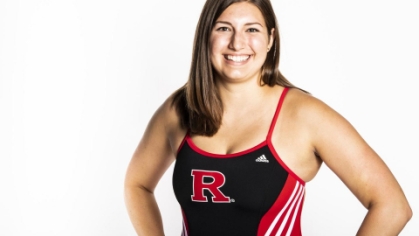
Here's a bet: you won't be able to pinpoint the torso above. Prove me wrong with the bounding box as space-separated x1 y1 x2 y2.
169 86 322 182
171 87 321 236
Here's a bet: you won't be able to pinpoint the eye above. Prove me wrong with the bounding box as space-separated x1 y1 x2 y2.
216 26 230 32
247 28 260 33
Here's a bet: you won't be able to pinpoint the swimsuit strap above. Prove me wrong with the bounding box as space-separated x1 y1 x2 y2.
267 87 289 140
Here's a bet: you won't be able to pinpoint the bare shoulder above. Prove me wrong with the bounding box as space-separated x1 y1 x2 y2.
284 88 341 126
145 90 183 130
283 88 358 154
157 91 187 154
154 93 181 131
271 87 340 181
286 88 330 111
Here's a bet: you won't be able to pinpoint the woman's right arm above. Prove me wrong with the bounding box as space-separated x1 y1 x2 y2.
124 99 181 236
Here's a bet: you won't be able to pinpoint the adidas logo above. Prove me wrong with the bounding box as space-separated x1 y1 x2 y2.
255 154 269 163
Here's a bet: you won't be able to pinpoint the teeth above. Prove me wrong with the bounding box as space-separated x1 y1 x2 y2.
227 55 250 62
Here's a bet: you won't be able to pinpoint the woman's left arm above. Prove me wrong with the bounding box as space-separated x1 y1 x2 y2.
308 97 412 235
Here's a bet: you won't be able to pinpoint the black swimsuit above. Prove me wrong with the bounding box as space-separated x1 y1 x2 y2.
173 87 305 236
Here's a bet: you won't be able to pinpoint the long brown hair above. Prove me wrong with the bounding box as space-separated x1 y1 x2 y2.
173 0 298 136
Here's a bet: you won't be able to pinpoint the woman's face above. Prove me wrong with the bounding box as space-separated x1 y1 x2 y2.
210 2 274 84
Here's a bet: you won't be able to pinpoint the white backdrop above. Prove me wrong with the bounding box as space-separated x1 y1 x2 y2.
0 0 417 235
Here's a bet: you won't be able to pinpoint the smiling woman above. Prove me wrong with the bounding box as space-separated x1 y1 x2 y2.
210 3 274 83
124 0 412 235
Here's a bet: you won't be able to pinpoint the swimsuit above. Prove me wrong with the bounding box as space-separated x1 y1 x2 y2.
173 87 305 236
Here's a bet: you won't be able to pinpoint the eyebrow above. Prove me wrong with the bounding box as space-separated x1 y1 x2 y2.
215 21 264 27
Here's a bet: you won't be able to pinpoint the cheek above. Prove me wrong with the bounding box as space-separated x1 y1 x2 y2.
209 38 221 69
209 38 217 56
210 37 227 64
210 35 230 53
248 36 269 52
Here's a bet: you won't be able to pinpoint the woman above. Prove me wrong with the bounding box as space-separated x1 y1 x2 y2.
124 0 412 235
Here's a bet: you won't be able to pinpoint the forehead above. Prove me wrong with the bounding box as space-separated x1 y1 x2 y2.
216 2 266 26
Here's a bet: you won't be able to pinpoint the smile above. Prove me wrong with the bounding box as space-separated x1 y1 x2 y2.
225 55 251 62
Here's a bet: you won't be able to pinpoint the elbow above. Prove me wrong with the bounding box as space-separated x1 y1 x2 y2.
405 204 413 222
399 197 413 223
368 197 413 226
397 204 413 230
392 200 413 226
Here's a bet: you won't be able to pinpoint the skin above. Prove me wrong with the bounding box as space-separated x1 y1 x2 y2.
209 3 274 84
124 2 412 236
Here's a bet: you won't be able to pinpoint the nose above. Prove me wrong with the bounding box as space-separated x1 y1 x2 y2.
229 31 245 51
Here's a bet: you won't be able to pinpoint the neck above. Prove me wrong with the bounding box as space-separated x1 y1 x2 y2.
216 77 271 112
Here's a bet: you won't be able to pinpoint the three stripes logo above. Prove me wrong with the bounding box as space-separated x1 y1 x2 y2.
255 154 269 163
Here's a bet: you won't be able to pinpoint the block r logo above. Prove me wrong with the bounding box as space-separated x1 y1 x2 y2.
191 169 231 203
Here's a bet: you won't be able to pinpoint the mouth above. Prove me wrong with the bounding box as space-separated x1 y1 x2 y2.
224 55 251 62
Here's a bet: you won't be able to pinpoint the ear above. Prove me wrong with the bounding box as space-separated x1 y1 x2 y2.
268 28 275 51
